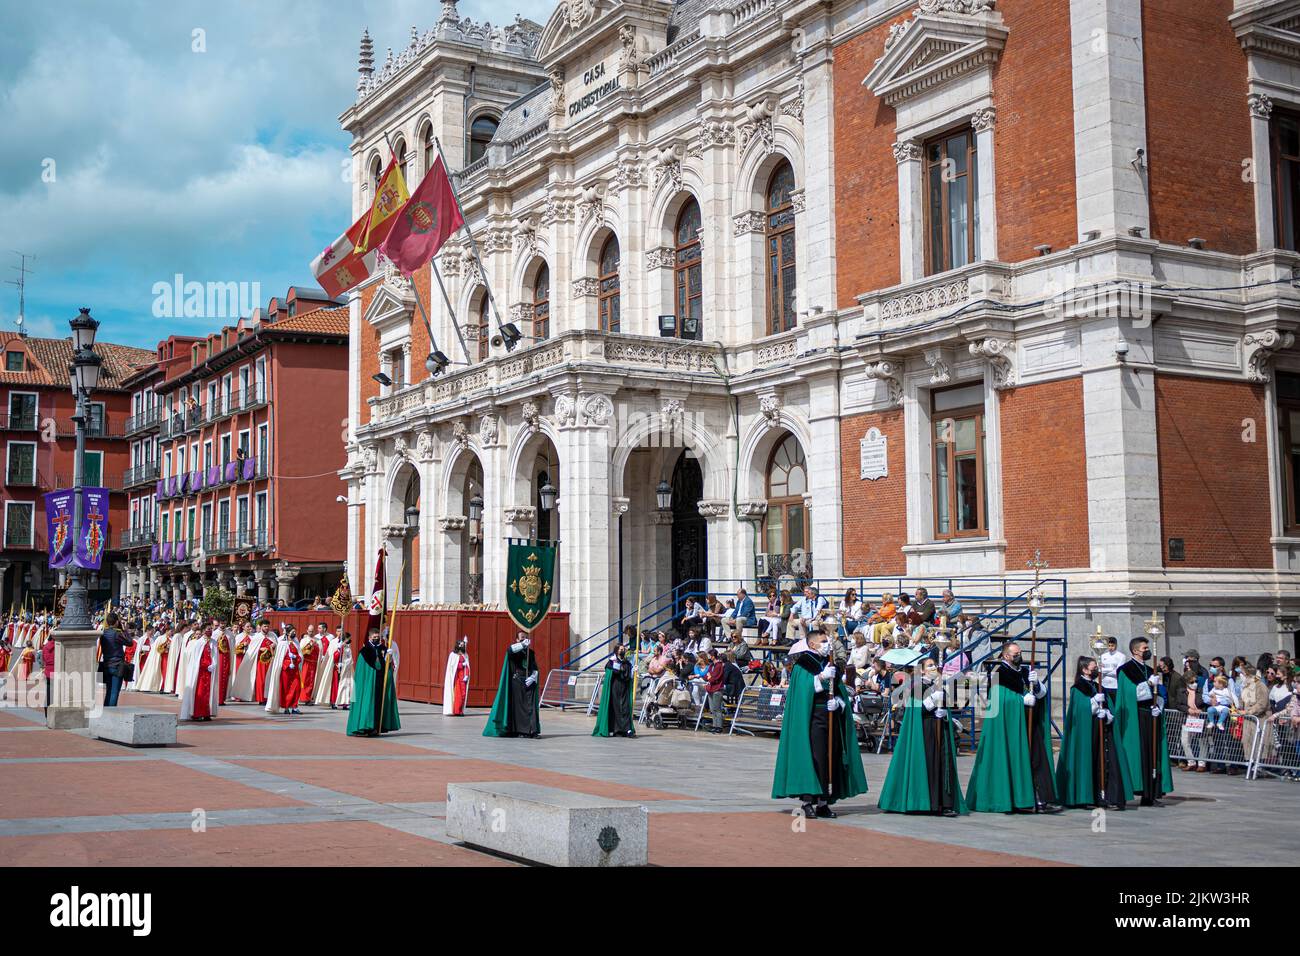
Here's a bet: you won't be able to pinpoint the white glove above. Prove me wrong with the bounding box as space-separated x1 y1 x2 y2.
1092 693 1106 705
1022 692 1035 707
524 673 537 687
509 642 524 653
826 697 841 712
1150 704 1162 717
1101 709 1113 723
819 665 836 681
521 637 531 648
934 707 948 719
1028 668 1039 685
1148 674 1161 687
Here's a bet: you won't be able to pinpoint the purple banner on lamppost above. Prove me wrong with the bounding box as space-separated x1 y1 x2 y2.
44 490 75 568
76 487 109 570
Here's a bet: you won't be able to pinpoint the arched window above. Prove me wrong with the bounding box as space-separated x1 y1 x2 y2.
422 123 435 174
598 236 620 333
765 161 797 335
369 156 383 194
394 138 410 186
533 264 550 341
674 198 702 340
764 433 808 556
476 292 490 362
469 114 498 163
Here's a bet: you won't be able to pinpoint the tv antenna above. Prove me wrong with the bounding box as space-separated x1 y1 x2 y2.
6 252 34 337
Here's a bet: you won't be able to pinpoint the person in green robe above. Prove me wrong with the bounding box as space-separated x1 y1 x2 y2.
771 628 868 819
1113 636 1173 806
879 657 967 816
1056 656 1128 809
593 644 636 738
965 642 1061 813
483 633 541 738
346 629 400 737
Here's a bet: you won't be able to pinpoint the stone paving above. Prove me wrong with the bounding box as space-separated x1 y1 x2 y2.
0 687 1295 867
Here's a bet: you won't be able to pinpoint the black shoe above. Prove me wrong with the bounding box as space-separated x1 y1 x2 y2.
1040 803 1064 814
814 803 837 819
799 802 817 819
941 809 959 818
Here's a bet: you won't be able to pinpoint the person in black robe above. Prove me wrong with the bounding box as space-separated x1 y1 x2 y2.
489 634 540 738
1115 637 1172 806
989 650 1063 813
593 644 635 737
1057 656 1127 809
916 660 964 816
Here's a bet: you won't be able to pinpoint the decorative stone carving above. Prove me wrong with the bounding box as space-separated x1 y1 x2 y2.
521 401 541 432
923 348 952 386
361 444 379 473
611 157 644 192
439 251 462 276
968 338 1016 389
1245 329 1295 383
971 106 997 132
881 277 970 321
646 246 675 269
618 24 639 73
661 399 684 430
567 0 595 31
504 506 537 524
699 120 736 150
382 258 414 296
697 500 730 519
919 0 996 14
759 393 782 428
549 65 566 118
611 496 630 516
892 141 922 163
863 360 904 408
733 210 766 236
509 302 533 327
577 183 603 224
580 394 614 427
572 277 600 298
780 82 805 124
1249 92 1274 118
540 197 574 225
479 414 499 446
554 394 577 427
736 500 769 520
652 144 684 193
452 421 470 447
483 227 513 255
394 435 410 460
790 188 806 215
439 515 467 533
739 98 776 155
417 430 436 461
513 217 540 257
650 511 675 526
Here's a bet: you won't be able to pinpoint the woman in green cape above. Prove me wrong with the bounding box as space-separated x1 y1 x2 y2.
483 634 541 738
1113 636 1172 805
1056 655 1127 809
593 644 636 738
771 629 868 819
346 631 401 737
879 657 967 816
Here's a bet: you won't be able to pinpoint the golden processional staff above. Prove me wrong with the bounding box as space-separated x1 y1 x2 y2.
1090 625 1112 795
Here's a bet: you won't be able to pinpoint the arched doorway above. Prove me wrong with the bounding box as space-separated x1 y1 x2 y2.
670 451 706 594
462 458 483 602
763 432 810 581
400 469 419 603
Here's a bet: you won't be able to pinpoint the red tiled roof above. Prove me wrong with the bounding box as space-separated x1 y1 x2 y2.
267 306 348 336
0 336 154 390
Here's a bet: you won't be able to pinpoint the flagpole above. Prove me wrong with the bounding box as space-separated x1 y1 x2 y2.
428 259 473 364
432 136 520 349
377 549 404 733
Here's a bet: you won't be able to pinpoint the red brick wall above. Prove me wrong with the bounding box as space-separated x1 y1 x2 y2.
833 18 902 307
991 0 1078 261
840 408 907 575
1143 0 1255 254
998 378 1090 569
832 1 1078 307
1155 374 1271 568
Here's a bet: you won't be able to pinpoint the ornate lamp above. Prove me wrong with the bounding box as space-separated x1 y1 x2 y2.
655 478 672 511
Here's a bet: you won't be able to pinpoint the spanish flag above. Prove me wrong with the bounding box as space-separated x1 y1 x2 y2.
358 156 409 254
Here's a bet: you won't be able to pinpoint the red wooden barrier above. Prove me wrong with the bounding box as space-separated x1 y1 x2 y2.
263 608 570 708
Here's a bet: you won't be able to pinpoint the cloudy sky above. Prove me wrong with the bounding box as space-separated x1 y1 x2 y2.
0 0 554 348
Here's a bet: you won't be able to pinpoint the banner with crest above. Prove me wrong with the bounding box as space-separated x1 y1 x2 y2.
505 539 557 633
76 487 109 570
44 490 75 568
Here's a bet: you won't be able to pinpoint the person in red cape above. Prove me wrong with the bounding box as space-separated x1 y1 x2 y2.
299 624 321 706
255 632 276 705
216 626 233 704
266 628 304 715
234 623 252 674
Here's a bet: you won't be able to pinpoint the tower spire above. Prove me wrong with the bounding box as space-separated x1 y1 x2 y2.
358 28 374 77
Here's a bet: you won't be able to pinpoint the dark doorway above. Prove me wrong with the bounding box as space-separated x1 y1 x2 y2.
670 451 706 596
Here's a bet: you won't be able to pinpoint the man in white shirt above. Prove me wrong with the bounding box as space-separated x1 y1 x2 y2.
1099 636 1126 703
790 586 829 641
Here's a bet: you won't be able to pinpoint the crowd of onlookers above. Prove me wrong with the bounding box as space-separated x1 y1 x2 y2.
627 586 1300 777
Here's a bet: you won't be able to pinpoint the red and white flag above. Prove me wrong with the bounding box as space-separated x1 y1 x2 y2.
367 547 387 619
378 155 465 275
310 210 379 299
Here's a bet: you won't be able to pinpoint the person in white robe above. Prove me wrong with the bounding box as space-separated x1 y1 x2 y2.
162 627 193 695
177 630 221 721
312 629 343 706
442 637 470 716
127 629 154 691
335 641 355 708
229 623 275 702
264 631 303 715
135 628 169 693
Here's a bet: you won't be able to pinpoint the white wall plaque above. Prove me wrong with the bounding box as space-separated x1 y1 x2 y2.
859 427 888 480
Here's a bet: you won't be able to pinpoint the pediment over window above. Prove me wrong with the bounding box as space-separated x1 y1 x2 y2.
862 3 1008 108
363 282 414 333
537 0 616 63
1233 0 1300 62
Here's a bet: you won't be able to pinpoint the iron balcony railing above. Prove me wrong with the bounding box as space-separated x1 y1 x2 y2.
202 529 271 555
118 527 156 550
123 461 161 488
125 406 162 435
0 412 39 432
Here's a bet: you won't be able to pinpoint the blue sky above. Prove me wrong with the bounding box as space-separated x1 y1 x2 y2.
0 0 554 349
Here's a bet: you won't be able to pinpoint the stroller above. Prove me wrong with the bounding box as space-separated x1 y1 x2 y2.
853 691 891 753
642 673 695 729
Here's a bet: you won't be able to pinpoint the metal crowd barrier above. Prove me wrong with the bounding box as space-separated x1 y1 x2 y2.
539 668 603 715
1248 715 1300 781
1163 708 1259 772
727 685 786 737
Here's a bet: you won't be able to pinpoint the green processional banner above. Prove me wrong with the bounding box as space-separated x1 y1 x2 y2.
506 540 557 632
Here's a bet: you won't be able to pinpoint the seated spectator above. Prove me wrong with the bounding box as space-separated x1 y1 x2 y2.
725 588 757 643
938 588 962 623
679 597 706 635
760 661 784 688
867 593 897 644
788 585 828 641
847 631 872 685
723 652 746 701
839 588 866 636
860 658 890 695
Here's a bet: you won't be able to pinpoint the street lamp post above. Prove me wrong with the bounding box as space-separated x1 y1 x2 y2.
48 309 103 729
